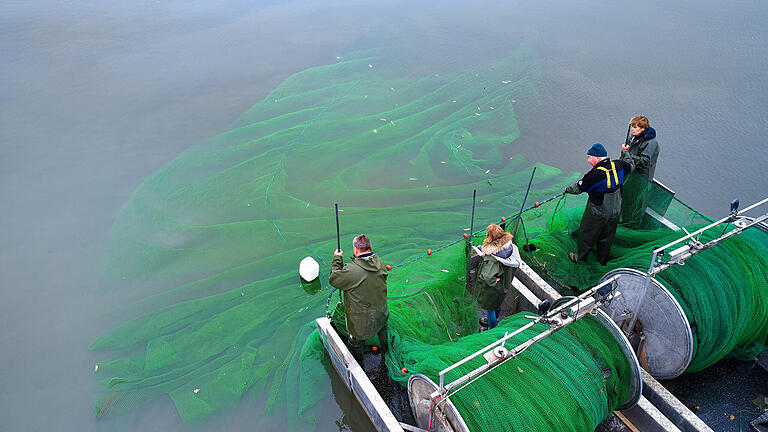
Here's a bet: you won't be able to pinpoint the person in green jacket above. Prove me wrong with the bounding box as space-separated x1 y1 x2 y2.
329 234 389 364
475 224 520 330
565 143 632 265
619 115 660 225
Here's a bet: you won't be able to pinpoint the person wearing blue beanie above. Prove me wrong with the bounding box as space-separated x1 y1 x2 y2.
563 143 633 266
587 143 608 157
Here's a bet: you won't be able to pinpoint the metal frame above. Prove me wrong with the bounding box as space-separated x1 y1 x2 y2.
625 196 768 333
432 276 622 400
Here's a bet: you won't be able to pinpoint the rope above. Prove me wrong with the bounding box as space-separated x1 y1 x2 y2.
389 192 566 271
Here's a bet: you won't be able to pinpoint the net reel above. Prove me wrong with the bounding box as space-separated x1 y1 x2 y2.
408 276 643 431
599 196 768 379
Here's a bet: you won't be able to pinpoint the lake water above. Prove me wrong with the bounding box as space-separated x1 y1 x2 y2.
1 0 767 431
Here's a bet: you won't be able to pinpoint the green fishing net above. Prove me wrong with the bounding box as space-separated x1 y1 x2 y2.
518 174 768 372
329 238 634 431
90 48 583 425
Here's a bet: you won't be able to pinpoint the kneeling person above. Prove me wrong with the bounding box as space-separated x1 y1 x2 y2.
565 143 632 265
329 234 389 365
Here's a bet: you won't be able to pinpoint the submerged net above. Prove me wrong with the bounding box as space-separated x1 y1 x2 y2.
90 43 766 428
90 48 584 426
517 174 768 372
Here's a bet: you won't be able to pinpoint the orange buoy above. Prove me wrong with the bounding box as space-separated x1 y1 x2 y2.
401 367 408 374
534 201 540 207
426 249 432 255
463 233 468 239
386 265 392 271
372 346 379 353
501 216 506 222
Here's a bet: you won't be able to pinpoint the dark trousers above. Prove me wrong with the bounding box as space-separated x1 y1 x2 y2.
577 211 619 265
348 324 389 365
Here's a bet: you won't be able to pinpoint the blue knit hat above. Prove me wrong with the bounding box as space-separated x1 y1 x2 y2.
587 143 607 157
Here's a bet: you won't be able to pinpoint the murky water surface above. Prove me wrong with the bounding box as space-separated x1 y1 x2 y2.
1 0 766 430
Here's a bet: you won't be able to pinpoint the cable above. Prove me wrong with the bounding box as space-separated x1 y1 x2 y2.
737 406 764 432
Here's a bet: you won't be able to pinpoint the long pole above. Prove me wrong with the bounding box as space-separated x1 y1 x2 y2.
334 203 341 251
469 189 477 240
624 122 631 147
465 190 477 289
511 167 536 239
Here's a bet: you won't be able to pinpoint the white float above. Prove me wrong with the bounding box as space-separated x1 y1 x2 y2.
299 256 320 281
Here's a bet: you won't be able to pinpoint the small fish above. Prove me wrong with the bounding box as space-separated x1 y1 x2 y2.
490 107 494 110
441 269 450 273
408 177 417 181
338 209 344 213
463 228 470 231
452 100 457 103
511 99 516 103
379 118 387 121
456 144 462 148
440 161 447 164
194 388 200 394
390 87 395 91
336 56 341 59
372 129 377 134
485 169 490 174
247 203 251 207
94 364 99 372
475 113 481 116
390 120 395 125
368 64 373 68
517 367 524 373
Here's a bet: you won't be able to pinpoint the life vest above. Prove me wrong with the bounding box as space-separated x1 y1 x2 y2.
586 161 626 194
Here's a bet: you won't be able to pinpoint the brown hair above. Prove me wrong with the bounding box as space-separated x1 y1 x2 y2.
485 224 506 242
353 234 371 251
630 115 650 129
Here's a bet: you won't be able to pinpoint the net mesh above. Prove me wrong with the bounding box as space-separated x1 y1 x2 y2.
90 49 585 426
517 174 768 372
89 46 767 429
330 238 634 431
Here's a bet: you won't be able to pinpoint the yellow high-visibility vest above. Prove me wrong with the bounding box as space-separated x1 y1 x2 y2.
597 161 619 189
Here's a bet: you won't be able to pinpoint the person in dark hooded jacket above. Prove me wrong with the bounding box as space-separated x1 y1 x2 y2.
329 234 389 364
475 224 520 329
619 115 660 225
621 115 659 180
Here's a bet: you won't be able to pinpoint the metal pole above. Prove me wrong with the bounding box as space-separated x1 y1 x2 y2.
511 167 536 239
465 190 477 289
625 251 658 334
652 196 768 254
334 203 341 252
469 189 477 239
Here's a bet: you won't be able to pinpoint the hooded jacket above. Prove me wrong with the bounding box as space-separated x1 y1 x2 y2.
476 233 520 310
329 253 388 340
565 158 632 219
620 126 659 180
